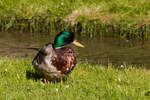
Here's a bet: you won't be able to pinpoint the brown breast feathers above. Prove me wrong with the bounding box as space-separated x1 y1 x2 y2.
51 46 76 74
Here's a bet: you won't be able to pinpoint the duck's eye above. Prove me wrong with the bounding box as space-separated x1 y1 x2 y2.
63 37 68 42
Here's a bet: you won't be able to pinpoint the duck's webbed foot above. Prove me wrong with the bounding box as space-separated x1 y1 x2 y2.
43 78 47 83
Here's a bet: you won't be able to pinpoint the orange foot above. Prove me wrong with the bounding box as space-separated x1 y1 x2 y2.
43 78 47 83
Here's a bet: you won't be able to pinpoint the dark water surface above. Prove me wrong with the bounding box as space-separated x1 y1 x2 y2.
1 32 150 66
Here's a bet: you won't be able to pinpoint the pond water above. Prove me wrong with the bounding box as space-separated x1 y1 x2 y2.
1 32 150 66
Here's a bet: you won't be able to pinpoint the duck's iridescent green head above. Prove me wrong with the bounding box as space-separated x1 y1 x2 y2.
53 31 84 48
53 31 74 48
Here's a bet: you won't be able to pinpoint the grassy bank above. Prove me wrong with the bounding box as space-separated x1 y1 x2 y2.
1 0 150 39
0 58 150 100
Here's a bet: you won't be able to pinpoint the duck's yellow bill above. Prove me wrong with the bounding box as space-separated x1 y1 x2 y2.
73 39 85 48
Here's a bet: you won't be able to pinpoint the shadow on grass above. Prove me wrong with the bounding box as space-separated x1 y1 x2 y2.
26 70 68 83
26 70 43 81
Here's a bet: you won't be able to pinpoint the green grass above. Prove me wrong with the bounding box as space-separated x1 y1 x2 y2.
1 0 150 38
1 0 150 18
1 58 150 100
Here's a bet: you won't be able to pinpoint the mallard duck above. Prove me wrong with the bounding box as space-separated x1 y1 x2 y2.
32 30 84 82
